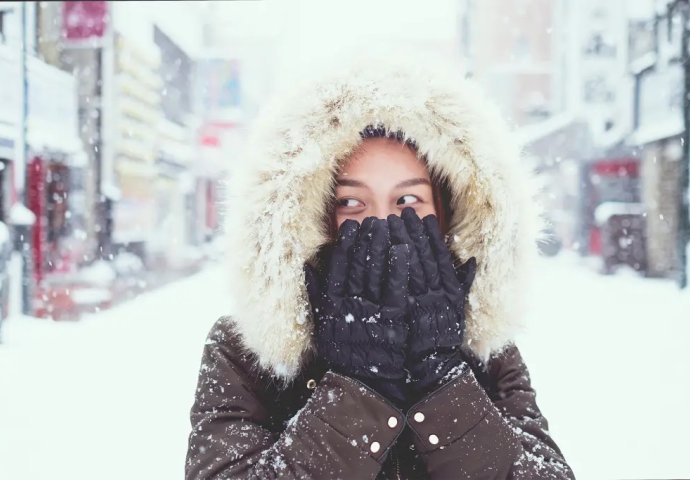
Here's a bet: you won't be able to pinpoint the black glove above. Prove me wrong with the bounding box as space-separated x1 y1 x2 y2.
389 207 477 402
305 217 412 408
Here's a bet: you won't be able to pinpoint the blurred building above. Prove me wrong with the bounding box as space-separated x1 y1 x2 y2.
565 0 632 142
37 1 215 272
0 0 225 318
461 0 562 125
193 57 241 242
0 19 23 225
626 3 684 277
110 33 161 261
550 0 639 261
38 1 120 264
152 24 200 269
513 0 684 279
461 0 632 133
25 55 87 280
463 0 668 276
1 3 88 317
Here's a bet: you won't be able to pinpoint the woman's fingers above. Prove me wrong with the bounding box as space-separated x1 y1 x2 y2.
401 207 440 290
364 219 390 302
304 264 321 302
382 244 410 308
347 216 375 296
423 214 461 292
456 256 478 292
326 219 359 296
388 214 426 295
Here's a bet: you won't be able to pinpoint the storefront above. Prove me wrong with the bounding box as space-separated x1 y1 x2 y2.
110 32 161 263
152 151 195 270
197 122 232 242
0 43 21 325
628 38 684 277
111 159 157 260
24 56 87 316
0 43 20 225
152 26 199 268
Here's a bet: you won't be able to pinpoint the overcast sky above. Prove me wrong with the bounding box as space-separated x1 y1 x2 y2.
209 0 460 82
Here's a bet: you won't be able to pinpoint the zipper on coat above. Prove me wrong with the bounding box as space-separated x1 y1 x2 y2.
393 449 401 480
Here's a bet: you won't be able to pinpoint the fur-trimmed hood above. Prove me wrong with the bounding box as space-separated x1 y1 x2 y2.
223 53 544 385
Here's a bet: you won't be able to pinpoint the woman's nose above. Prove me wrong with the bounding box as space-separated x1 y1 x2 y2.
372 206 399 220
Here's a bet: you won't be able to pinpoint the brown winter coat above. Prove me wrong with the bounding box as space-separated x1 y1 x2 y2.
185 316 573 479
186 52 575 478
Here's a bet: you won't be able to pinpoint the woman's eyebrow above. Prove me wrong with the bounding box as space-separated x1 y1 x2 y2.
335 178 368 188
394 178 431 189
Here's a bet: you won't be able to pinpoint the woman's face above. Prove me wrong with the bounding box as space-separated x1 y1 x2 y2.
334 137 437 228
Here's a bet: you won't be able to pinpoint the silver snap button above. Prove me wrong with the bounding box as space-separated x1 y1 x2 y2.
413 412 425 423
429 434 439 445
370 441 381 453
387 416 398 428
306 379 316 390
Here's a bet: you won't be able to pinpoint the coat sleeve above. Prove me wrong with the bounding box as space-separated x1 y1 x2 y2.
405 344 575 479
185 318 406 480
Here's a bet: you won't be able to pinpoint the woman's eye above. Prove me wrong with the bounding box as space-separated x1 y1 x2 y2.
337 198 363 208
397 194 420 205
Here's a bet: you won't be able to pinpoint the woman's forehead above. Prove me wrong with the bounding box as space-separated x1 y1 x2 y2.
339 138 430 180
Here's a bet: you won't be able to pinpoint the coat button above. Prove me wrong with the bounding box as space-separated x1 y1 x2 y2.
306 379 316 390
370 441 381 453
413 412 425 423
428 434 439 445
387 416 398 428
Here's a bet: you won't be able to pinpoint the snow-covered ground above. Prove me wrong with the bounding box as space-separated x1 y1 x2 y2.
0 255 688 479
518 255 690 480
0 266 228 480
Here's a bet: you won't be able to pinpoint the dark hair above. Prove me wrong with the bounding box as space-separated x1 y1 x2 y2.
359 124 419 151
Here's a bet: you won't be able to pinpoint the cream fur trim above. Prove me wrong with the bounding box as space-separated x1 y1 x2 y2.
224 52 545 384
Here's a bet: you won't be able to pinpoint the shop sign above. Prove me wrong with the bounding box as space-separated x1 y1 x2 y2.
62 1 108 41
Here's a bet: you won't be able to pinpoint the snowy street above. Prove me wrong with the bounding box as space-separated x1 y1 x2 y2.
1 256 689 480
0 265 228 480
518 256 690 479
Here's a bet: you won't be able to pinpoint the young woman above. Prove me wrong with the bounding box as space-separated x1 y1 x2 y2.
185 55 574 479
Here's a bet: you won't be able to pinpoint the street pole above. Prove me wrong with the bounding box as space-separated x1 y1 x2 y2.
672 0 690 288
681 3 690 288
98 5 115 261
662 0 690 288
18 2 33 313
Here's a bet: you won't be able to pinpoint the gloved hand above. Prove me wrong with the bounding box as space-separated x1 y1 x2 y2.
305 217 412 408
388 207 477 402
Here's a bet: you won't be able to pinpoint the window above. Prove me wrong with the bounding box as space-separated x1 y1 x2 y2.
0 8 9 43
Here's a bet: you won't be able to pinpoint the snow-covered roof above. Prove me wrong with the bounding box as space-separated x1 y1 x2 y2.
515 112 578 147
629 51 657 76
594 201 646 225
28 121 84 158
0 221 10 247
627 116 683 146
0 121 16 159
101 183 122 201
9 203 36 226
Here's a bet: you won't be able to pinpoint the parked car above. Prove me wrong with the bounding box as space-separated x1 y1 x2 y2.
594 202 647 274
